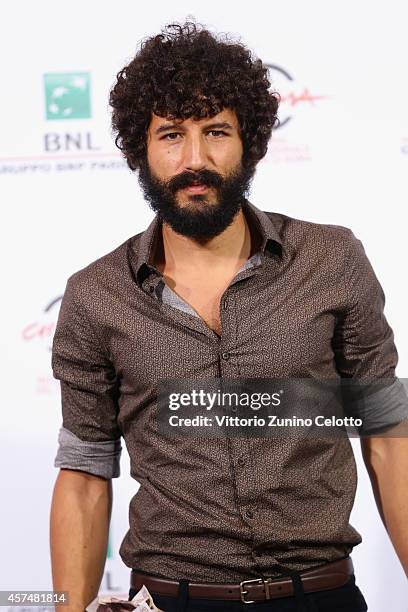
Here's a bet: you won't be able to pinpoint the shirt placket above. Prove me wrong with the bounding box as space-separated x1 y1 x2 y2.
218 263 272 574
141 256 272 574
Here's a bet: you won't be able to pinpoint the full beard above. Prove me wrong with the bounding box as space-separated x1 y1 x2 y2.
137 160 255 242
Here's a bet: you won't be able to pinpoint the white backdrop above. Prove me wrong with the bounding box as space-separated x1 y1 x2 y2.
1 1 407 610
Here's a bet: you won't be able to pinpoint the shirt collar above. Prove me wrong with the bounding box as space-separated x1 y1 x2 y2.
130 199 283 287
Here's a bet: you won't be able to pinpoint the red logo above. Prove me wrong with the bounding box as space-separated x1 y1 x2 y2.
266 64 328 128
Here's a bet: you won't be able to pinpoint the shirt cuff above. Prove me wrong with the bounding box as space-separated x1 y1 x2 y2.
54 426 122 479
344 378 408 434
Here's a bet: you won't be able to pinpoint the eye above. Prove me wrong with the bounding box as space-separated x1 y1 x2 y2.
207 130 227 138
162 132 182 141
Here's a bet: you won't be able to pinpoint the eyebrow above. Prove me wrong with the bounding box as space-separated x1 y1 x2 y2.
154 121 235 136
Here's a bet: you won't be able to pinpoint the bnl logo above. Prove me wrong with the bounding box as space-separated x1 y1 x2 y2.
44 72 91 120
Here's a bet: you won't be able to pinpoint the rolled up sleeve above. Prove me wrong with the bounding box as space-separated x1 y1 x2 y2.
52 275 122 477
54 426 121 479
332 231 408 432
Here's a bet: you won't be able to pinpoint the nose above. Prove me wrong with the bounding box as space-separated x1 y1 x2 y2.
181 134 208 172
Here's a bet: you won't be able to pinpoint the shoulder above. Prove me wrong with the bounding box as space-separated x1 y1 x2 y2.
64 232 143 306
262 210 359 261
264 210 355 241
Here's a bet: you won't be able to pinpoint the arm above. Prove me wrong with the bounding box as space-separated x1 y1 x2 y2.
331 230 408 574
50 469 113 612
50 276 122 609
361 434 408 577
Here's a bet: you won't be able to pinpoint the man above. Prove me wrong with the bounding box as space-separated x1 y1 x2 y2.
50 21 408 612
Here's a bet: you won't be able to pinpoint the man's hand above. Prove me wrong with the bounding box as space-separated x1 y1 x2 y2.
361 427 408 577
50 469 113 612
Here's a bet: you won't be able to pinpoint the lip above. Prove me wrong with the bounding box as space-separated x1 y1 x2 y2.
182 184 209 194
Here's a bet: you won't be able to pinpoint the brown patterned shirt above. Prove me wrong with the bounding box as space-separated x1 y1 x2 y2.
52 199 402 581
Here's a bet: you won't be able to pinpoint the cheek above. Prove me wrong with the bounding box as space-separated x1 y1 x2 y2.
214 140 243 167
148 145 181 176
233 140 244 163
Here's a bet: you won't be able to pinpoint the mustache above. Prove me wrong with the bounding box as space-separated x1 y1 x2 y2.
166 169 224 192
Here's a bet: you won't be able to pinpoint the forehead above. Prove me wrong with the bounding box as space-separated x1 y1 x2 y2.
148 108 240 132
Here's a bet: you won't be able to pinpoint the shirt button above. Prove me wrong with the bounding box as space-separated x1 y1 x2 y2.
149 285 155 293
237 457 245 467
244 509 254 519
223 298 228 310
221 351 230 360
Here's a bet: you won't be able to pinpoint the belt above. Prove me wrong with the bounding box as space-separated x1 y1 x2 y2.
131 557 354 604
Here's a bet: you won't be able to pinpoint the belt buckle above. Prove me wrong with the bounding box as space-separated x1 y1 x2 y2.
240 577 271 604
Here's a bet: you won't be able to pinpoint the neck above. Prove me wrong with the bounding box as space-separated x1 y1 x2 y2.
154 206 252 274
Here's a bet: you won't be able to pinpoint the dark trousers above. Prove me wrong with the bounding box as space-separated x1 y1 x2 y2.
128 574 368 612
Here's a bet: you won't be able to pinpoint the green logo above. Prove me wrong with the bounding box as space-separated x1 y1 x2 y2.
44 72 91 120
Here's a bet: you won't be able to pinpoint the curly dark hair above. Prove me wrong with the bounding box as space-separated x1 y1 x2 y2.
109 21 280 172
